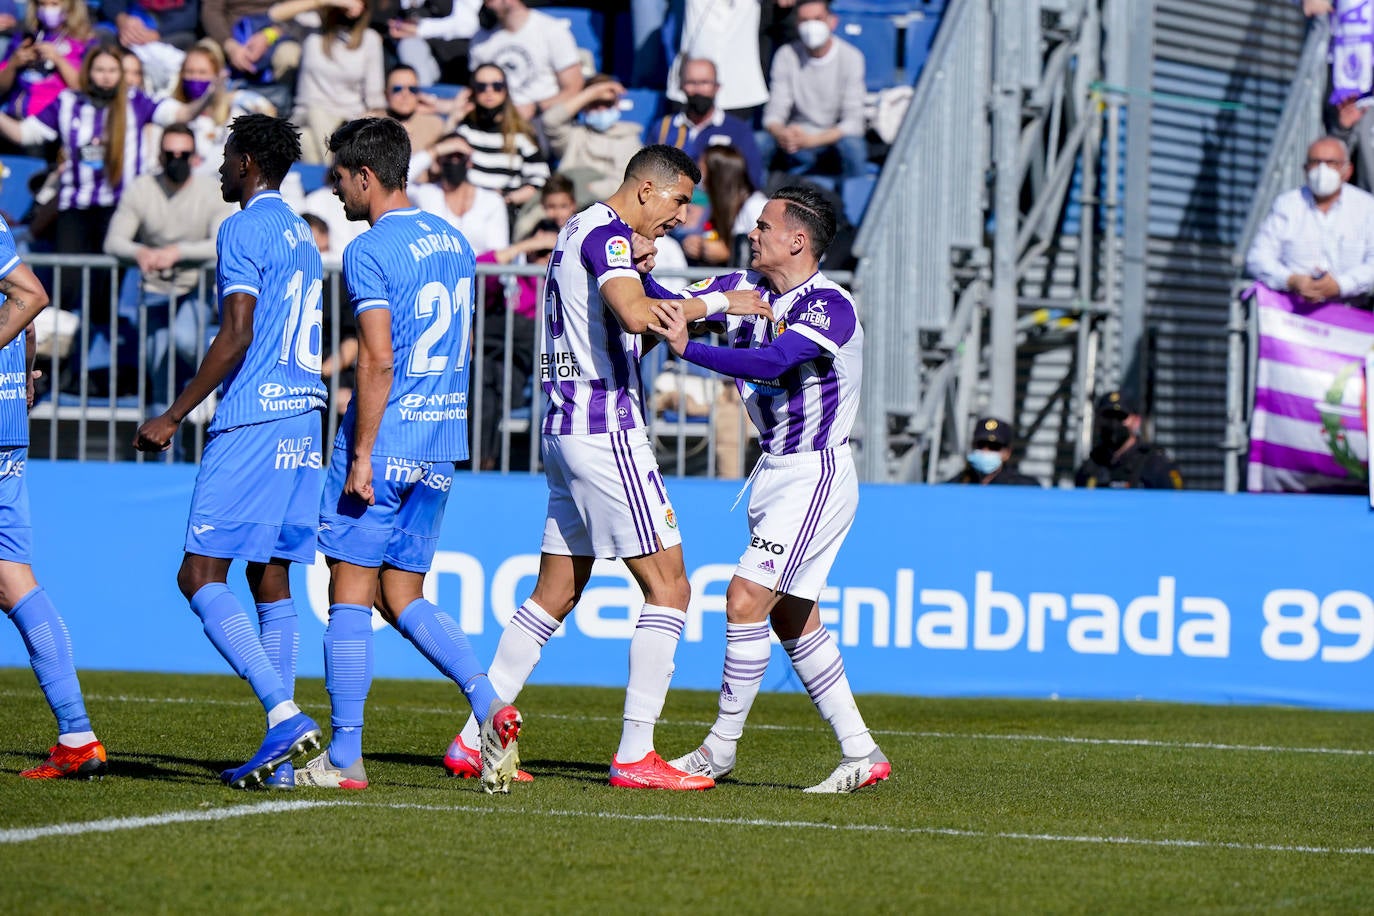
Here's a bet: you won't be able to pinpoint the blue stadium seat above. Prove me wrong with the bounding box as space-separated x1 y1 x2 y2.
841 175 877 227
292 162 329 194
425 83 464 100
619 89 662 135
833 1 946 14
904 13 941 83
545 7 604 72
0 155 48 225
836 14 899 92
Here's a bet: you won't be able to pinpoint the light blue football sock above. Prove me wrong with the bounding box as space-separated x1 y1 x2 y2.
393 598 500 721
324 603 373 768
8 587 91 734
190 583 289 713
256 599 299 699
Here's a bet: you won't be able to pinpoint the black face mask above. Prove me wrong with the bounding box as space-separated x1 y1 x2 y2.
478 6 498 29
440 160 468 187
1093 415 1132 456
684 93 713 118
161 154 191 185
472 106 500 129
87 84 118 107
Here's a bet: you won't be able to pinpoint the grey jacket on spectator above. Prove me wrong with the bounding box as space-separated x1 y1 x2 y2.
103 172 236 298
762 37 866 138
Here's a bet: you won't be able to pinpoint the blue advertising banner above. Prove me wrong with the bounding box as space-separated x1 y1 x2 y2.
4 461 1372 709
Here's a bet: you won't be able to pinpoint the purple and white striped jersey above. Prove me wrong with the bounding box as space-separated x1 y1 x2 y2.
539 202 647 436
688 268 864 455
27 89 180 210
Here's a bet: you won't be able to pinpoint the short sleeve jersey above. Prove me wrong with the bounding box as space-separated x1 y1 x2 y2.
212 190 328 433
0 216 28 447
336 207 477 462
689 268 864 455
539 202 647 436
468 10 581 109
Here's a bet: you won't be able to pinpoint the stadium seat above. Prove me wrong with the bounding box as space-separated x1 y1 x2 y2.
0 155 48 225
545 7 604 73
904 13 941 83
425 83 464 100
619 89 662 135
836 14 899 92
292 162 329 194
841 175 877 227
833 0 946 14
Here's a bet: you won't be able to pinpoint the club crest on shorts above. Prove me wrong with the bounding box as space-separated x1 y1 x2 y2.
664 507 677 529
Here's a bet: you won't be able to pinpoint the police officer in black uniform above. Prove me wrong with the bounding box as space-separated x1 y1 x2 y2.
947 416 1043 486
1075 391 1184 490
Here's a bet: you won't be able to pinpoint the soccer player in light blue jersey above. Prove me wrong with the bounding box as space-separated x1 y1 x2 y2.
135 114 325 789
0 214 108 779
298 117 522 794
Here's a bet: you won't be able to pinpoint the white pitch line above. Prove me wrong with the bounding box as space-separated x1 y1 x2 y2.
5 689 1372 758
0 799 334 844
7 798 1372 857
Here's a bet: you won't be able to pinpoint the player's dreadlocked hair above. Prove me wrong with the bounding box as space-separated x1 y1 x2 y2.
624 144 702 187
329 117 411 192
772 185 837 259
226 114 302 186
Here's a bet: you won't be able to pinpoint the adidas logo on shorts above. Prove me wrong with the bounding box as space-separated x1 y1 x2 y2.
758 559 775 573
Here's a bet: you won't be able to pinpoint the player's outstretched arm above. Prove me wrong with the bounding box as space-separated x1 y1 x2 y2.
600 276 767 334
0 263 49 351
133 291 256 452
345 308 394 507
647 301 824 380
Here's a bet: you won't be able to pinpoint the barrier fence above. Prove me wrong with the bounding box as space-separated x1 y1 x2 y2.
22 254 852 479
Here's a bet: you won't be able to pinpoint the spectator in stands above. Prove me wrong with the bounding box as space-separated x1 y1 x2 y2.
0 41 214 325
650 57 764 189
759 0 867 179
103 122 236 413
666 0 769 122
448 62 548 209
0 0 93 126
202 0 303 112
0 2 18 62
380 64 446 155
105 0 202 52
945 416 1042 486
467 0 584 122
1245 136 1374 306
381 0 478 87
175 39 278 177
538 171 576 227
1075 391 1183 490
410 132 510 255
273 0 384 163
474 217 556 469
681 144 766 267
542 74 642 201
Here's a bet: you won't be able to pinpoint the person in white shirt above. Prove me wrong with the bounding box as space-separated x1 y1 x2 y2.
1246 135 1374 305
468 0 583 121
408 132 511 255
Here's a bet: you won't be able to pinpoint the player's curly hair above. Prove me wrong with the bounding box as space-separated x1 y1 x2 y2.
226 114 302 186
329 117 411 192
624 144 701 187
773 185 837 259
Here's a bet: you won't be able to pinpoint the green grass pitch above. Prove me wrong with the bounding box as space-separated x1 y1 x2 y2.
2 668 1373 913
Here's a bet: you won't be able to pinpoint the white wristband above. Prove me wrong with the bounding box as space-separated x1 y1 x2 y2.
698 290 729 319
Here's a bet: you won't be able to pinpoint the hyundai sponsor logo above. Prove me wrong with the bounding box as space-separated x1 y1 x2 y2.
258 382 287 398
400 393 427 409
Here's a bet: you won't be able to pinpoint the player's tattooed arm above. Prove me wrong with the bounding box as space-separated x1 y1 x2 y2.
0 263 51 351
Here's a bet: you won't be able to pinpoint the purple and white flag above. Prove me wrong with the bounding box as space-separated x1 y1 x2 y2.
1330 0 1374 106
1247 283 1374 493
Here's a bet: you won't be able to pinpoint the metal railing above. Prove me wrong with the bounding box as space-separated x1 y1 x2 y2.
1224 16 1329 493
21 252 853 479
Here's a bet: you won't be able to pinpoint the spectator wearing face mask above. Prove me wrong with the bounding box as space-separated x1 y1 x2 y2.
1245 135 1374 307
0 0 94 126
409 131 510 256
541 73 643 200
1075 392 1183 490
650 57 764 189
946 416 1042 486
174 39 277 177
104 121 237 416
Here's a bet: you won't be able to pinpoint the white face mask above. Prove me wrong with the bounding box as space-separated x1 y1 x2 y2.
1307 163 1344 198
798 19 831 51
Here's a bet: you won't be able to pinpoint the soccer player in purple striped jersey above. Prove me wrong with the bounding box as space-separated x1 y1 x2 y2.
647 186 890 794
442 144 769 791
0 211 109 780
135 114 325 789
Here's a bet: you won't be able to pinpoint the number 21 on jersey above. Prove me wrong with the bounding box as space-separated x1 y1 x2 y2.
410 277 473 377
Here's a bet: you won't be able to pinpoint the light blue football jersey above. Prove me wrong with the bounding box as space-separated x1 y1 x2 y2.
0 215 28 448
211 190 327 433
335 207 476 462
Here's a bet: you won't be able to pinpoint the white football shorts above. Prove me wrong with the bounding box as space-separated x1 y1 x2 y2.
735 444 858 601
541 428 683 559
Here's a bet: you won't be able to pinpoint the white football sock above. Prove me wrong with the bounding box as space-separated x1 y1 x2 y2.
616 604 685 762
702 622 771 768
783 626 877 758
458 600 559 747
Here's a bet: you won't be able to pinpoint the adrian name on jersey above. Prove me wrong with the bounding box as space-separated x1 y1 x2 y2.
397 390 468 423
408 230 467 262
